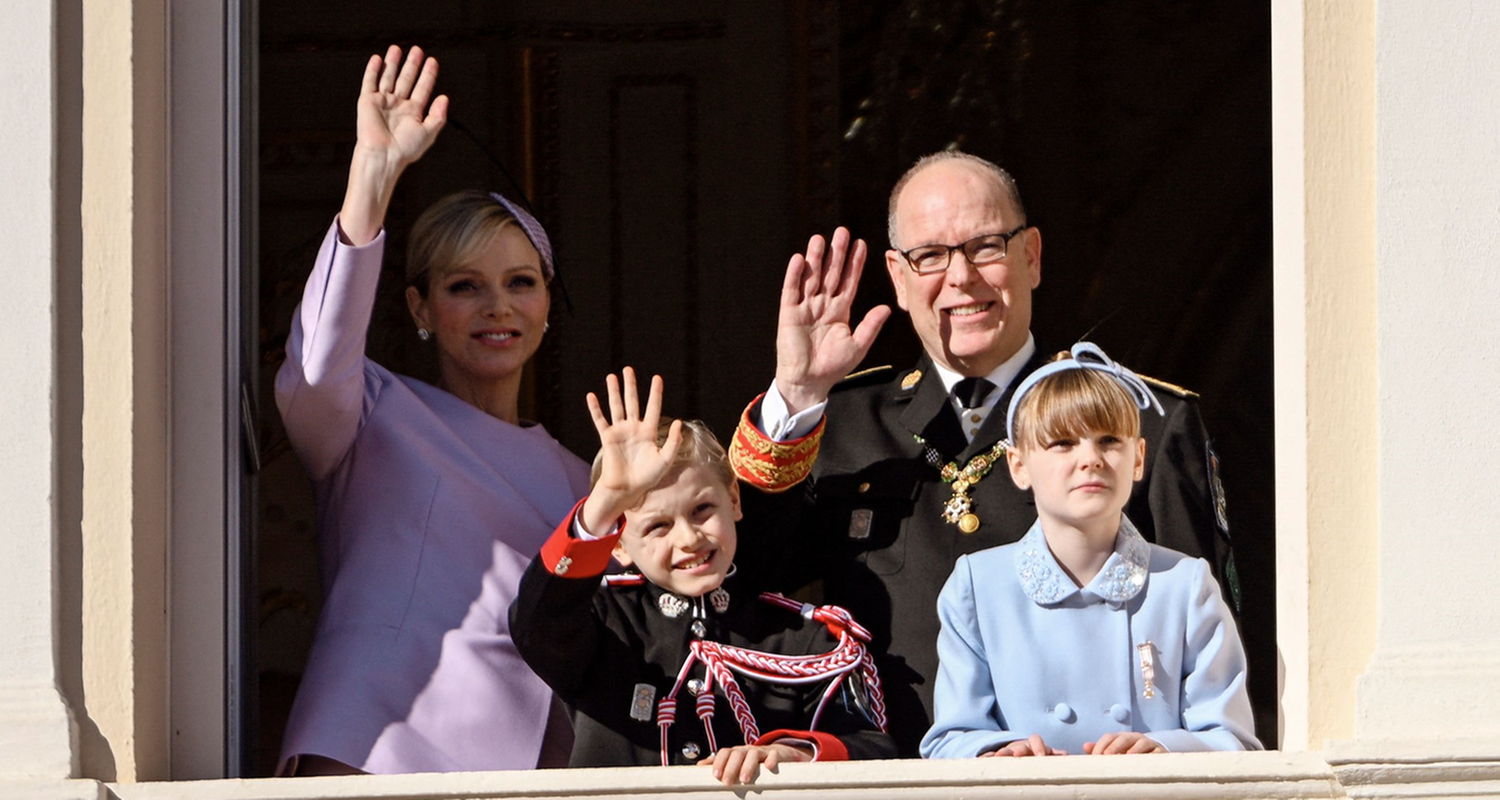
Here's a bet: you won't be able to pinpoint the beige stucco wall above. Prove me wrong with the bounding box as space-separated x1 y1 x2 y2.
1272 0 1381 752
1302 0 1380 750
78 0 171 782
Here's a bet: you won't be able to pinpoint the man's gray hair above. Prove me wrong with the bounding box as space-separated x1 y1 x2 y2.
886 150 1027 249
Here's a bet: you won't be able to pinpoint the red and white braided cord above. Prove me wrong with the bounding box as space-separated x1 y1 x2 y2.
653 594 890 764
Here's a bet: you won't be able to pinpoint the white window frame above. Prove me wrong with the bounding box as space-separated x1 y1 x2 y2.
167 0 254 779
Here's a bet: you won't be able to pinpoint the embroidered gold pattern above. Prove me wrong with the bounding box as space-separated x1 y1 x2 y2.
729 397 825 493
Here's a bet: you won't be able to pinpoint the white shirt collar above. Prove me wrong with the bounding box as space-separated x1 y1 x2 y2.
930 334 1037 409
1014 515 1151 606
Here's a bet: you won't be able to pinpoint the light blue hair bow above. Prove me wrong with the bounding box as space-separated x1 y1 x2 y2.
1004 341 1165 445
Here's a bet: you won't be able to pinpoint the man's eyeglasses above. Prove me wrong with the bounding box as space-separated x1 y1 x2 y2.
897 224 1029 275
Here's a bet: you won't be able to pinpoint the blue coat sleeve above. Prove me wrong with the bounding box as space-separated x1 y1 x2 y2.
920 556 1026 758
1149 558 1262 752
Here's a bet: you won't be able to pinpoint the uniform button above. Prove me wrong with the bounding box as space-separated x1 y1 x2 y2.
858 482 871 493
687 679 705 696
555 556 572 575
691 620 707 637
1052 702 1073 722
969 428 980 437
681 741 701 760
970 413 982 423
1110 704 1130 723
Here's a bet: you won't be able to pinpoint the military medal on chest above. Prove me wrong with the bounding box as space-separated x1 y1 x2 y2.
919 436 1008 534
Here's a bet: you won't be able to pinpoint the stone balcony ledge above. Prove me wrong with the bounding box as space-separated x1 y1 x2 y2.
7 744 1499 800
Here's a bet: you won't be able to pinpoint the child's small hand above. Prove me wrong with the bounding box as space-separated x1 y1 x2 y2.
698 742 811 786
982 734 1066 757
1083 732 1164 755
580 367 682 534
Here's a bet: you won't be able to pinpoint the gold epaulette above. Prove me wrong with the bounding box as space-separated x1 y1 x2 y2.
839 365 893 384
728 395 825 493
1138 373 1199 399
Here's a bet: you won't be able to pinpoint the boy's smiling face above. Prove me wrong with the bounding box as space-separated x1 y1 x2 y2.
613 464 741 598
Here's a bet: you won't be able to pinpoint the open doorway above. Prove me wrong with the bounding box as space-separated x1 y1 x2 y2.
249 0 1273 773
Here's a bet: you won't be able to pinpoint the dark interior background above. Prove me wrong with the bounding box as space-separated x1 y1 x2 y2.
252 0 1273 774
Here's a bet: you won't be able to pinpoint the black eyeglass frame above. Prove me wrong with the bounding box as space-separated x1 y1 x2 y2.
897 224 1030 275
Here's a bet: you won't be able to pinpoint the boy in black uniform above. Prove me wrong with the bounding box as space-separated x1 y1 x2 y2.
510 368 894 785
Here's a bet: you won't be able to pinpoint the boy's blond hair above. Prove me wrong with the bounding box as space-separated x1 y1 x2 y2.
1012 358 1141 451
589 419 734 492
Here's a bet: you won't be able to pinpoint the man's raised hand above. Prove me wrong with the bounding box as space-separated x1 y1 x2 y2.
774 227 892 414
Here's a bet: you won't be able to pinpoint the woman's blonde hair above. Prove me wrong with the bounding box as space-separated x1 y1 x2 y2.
406 190 529 295
589 419 734 492
1011 358 1141 451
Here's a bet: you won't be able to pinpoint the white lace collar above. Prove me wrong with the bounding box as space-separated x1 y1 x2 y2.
1014 516 1150 605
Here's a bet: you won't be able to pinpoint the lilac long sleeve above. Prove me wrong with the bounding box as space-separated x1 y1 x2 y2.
275 220 385 481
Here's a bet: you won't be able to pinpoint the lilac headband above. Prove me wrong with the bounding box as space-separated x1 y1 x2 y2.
489 192 555 280
1003 341 1165 446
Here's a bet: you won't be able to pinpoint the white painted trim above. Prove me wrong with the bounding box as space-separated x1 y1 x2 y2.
1271 0 1309 753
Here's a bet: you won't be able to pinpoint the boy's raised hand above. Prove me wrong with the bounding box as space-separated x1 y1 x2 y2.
580 367 683 535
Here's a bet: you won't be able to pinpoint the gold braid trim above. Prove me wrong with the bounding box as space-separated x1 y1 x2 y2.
729 394 825 493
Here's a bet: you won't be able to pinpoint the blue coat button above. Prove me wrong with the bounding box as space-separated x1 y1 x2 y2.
1110 704 1131 723
1052 702 1073 722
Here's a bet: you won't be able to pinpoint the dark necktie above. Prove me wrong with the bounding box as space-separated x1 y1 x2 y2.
953 377 997 409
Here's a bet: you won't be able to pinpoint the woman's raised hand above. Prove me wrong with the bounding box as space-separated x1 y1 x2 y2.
579 368 684 535
774 227 892 414
340 45 449 246
356 44 448 170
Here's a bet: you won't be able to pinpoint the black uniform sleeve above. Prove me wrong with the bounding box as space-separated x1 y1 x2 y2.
1133 392 1238 608
510 556 624 701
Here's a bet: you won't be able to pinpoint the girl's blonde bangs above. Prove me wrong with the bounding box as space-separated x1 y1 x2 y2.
1014 369 1141 449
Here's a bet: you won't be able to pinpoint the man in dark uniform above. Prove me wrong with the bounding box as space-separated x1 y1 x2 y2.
730 151 1234 756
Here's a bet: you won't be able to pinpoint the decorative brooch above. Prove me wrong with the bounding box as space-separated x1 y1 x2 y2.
1137 641 1157 699
657 593 689 618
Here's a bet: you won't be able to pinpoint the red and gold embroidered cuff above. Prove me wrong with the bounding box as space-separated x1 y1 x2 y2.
538 497 621 578
753 729 847 762
727 393 824 493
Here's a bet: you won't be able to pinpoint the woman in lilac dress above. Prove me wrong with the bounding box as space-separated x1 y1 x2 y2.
275 44 589 776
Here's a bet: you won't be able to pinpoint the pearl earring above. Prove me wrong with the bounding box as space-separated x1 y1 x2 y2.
544 322 551 334
417 328 431 341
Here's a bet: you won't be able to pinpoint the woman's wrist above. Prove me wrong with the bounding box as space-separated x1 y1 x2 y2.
339 147 405 245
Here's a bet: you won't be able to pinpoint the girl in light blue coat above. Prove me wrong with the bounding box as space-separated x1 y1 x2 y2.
920 343 1261 758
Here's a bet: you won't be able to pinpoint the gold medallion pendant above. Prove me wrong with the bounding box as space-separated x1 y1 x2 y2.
924 439 1008 534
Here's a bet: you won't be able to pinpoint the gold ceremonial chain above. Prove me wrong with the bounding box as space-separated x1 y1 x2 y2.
916 436 1008 534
